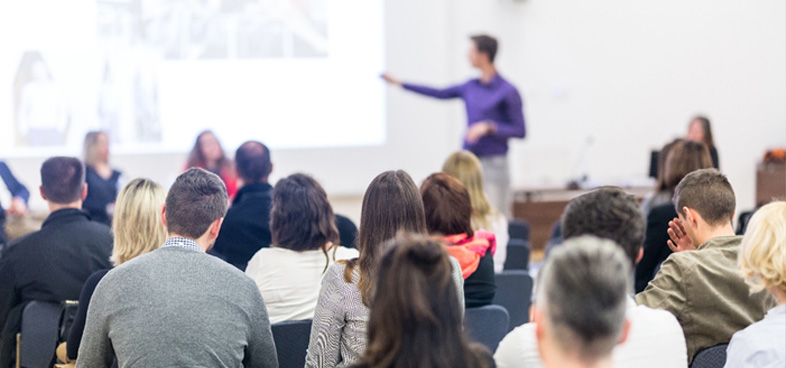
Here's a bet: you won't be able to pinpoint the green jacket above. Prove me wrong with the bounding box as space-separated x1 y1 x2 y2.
635 235 776 364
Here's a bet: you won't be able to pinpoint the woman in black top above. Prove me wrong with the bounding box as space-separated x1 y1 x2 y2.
82 131 122 225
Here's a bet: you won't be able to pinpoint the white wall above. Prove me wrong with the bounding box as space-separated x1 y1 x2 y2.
4 0 785 218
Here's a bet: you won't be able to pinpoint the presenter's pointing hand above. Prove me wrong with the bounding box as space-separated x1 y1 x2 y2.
465 121 494 144
380 73 401 86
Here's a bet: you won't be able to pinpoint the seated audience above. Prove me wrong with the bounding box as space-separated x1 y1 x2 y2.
443 150 509 273
640 139 680 215
77 168 277 367
421 172 496 308
495 187 687 368
185 130 237 198
0 157 112 366
635 140 713 292
210 140 273 270
724 201 786 367
82 131 122 226
353 234 493 368
305 170 464 368
61 178 167 363
0 160 29 251
245 173 358 324
637 169 776 363
533 236 632 368
686 115 719 169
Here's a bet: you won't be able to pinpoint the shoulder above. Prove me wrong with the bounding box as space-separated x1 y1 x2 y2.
628 303 684 335
333 246 359 261
494 323 538 366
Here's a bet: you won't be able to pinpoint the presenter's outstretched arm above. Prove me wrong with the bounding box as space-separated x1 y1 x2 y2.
381 73 464 100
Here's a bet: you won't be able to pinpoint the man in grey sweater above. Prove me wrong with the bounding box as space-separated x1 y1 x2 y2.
77 168 278 368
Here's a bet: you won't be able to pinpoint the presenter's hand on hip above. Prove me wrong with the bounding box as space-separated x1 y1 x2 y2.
466 121 495 144
380 73 402 86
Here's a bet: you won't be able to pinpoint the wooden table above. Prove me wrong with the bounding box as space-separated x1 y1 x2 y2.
512 186 652 261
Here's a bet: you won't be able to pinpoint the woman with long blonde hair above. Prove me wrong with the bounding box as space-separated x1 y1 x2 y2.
443 151 509 272
59 178 167 364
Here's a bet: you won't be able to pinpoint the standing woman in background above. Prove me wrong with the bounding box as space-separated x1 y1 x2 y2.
185 130 237 198
686 116 719 169
443 150 509 273
82 131 122 225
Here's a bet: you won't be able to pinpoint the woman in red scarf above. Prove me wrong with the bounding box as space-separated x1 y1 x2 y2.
421 172 496 308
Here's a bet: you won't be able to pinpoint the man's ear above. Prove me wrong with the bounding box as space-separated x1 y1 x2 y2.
39 186 47 201
81 184 88 201
160 204 167 227
683 207 699 228
617 318 631 345
208 217 224 239
636 247 644 264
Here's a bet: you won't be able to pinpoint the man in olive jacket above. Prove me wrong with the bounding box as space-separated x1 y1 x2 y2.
636 169 775 364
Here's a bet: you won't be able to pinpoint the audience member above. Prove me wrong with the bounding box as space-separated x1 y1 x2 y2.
61 178 167 363
185 130 237 198
245 173 358 324
724 201 786 367
82 131 123 226
421 172 496 308
635 140 713 292
353 234 493 368
637 169 776 363
305 170 464 368
0 161 29 251
77 168 277 367
0 157 112 366
686 115 719 169
532 236 631 368
210 140 273 270
443 150 509 273
495 187 687 368
640 139 680 215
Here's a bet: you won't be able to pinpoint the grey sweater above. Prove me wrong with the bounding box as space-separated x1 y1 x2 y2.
76 247 278 368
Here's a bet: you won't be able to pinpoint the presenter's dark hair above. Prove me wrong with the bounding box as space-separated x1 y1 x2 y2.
673 168 735 227
358 233 491 368
235 141 271 183
186 130 231 172
420 173 474 238
271 173 339 270
344 170 427 306
40 157 85 204
562 187 645 268
165 168 228 239
470 34 498 63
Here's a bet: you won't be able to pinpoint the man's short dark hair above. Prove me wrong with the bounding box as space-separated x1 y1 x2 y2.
561 187 645 267
673 168 735 227
470 35 498 63
165 168 229 239
235 141 271 183
41 157 85 204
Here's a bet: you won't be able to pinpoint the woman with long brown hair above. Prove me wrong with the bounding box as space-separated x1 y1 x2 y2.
184 130 237 197
686 115 719 169
305 170 464 368
353 234 492 368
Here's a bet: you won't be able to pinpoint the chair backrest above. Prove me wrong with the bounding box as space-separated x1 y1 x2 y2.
508 220 530 242
503 239 530 271
271 319 313 368
492 271 533 331
464 305 510 353
690 344 728 368
19 301 62 368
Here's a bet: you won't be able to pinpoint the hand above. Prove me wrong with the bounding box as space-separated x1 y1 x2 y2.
380 73 401 86
6 197 27 216
465 121 494 144
666 218 696 253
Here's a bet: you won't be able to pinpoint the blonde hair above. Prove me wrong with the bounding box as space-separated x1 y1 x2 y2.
442 151 498 229
83 131 107 167
110 178 167 266
739 201 786 296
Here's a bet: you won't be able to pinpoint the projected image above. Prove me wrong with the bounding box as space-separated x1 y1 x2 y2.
13 51 70 147
97 0 329 60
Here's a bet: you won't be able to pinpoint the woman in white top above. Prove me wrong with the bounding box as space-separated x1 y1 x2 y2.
245 173 358 324
725 201 786 368
443 151 509 272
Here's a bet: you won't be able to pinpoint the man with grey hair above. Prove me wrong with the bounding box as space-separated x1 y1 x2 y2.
496 187 687 368
534 236 631 368
77 168 278 367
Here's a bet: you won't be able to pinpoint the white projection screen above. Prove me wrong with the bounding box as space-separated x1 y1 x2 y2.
0 0 385 157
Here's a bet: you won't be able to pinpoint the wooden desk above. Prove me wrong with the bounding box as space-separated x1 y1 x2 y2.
512 186 651 260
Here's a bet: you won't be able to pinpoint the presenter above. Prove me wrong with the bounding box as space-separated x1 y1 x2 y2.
382 34 525 216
